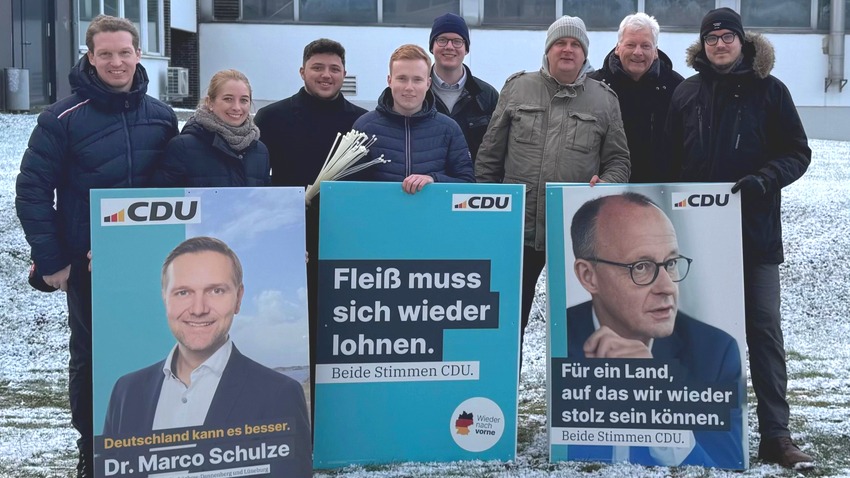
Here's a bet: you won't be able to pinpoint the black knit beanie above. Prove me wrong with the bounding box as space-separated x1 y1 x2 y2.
700 8 745 42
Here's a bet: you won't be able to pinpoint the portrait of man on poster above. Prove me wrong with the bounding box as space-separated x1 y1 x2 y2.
565 192 743 467
102 236 311 475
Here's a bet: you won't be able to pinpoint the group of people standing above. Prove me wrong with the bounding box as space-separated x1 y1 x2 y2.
15 6 812 477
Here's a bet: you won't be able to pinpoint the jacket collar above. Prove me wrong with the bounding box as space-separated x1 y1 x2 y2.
375 87 437 120
431 64 487 97
539 62 591 98
601 47 676 84
69 55 149 112
296 86 351 111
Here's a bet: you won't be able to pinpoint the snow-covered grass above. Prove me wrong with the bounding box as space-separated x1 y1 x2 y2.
1 112 848 477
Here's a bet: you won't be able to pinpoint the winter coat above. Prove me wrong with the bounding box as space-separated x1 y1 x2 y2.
431 65 499 162
15 56 178 275
666 33 811 264
352 89 474 183
154 120 270 187
476 66 631 251
589 48 684 182
254 87 366 188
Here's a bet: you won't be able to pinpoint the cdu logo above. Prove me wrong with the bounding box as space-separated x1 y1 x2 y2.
100 197 201 226
452 194 512 212
672 192 730 209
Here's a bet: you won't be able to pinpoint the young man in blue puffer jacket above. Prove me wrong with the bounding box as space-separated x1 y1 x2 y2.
15 14 177 477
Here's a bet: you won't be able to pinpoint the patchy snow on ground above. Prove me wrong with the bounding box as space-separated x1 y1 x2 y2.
0 112 848 477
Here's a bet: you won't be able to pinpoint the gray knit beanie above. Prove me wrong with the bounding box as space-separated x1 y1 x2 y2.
545 16 589 57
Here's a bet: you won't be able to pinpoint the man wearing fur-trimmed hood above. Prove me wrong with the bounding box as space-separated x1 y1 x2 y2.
665 7 813 471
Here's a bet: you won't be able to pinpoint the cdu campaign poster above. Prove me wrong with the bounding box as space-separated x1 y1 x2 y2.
90 187 312 478
545 184 748 470
313 182 524 468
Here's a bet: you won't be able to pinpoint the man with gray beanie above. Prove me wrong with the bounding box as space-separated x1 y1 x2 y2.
428 13 498 161
476 15 630 361
666 7 813 469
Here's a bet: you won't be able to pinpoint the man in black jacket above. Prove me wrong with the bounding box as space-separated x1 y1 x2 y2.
254 39 366 423
428 13 498 162
15 15 178 477
666 7 813 470
589 12 683 182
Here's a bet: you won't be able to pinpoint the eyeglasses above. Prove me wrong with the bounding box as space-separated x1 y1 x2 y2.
585 255 693 286
435 37 465 48
704 33 736 46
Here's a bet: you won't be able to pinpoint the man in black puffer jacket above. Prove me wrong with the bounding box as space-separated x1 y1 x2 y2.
589 12 683 182
15 15 177 477
666 8 812 470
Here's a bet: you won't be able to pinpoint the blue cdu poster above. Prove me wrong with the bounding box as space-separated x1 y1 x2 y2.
545 183 748 470
90 187 312 477
314 181 524 468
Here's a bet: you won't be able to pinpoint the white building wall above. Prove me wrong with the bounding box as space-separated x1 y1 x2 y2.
171 1 198 33
199 23 850 139
143 55 169 101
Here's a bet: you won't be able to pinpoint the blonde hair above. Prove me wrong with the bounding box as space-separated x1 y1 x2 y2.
199 69 252 109
388 44 432 73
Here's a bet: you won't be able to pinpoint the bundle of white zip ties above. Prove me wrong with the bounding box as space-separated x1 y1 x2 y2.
305 130 388 204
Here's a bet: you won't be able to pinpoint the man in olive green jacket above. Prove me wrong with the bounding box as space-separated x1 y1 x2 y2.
475 15 630 355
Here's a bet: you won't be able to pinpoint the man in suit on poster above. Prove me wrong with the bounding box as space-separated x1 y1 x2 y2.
565 192 743 468
102 237 311 475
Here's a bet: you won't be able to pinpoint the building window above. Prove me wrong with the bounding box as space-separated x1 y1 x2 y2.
105 0 120 16
383 0 460 25
562 0 637 29
242 0 294 22
741 0 811 28
483 0 555 26
78 0 104 48
125 0 142 46
645 0 713 27
300 0 377 23
816 0 850 31
77 0 163 54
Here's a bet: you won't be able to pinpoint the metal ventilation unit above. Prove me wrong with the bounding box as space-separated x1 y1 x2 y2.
166 67 190 100
342 76 357 97
212 0 240 20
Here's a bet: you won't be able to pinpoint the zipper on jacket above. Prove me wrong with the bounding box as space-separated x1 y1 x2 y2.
122 112 133 186
733 107 742 150
697 106 705 151
405 116 411 177
650 112 655 140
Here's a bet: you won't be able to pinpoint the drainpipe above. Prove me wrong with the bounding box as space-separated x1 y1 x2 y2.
826 0 847 92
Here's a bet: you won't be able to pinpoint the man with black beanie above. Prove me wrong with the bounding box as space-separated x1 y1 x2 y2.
428 13 498 161
666 7 814 469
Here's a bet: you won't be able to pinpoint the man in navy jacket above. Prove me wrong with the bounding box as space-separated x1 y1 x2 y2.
427 13 498 162
353 44 474 191
15 15 177 477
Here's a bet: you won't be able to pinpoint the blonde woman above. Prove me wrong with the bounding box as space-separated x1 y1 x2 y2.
156 69 270 187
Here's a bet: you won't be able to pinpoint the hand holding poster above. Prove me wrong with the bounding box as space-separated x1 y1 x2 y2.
91 187 312 477
314 182 524 467
545 184 747 470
